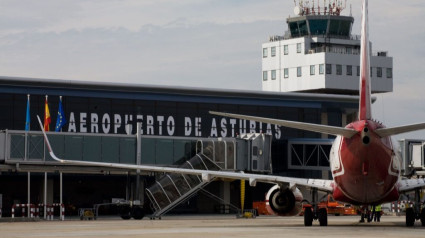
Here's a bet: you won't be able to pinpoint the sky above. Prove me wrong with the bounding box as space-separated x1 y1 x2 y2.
0 0 424 141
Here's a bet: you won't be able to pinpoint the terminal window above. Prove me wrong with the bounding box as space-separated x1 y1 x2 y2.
263 48 268 58
297 43 302 53
310 65 315 75
284 68 289 78
297 67 302 77
357 66 360 76
370 67 373 77
263 71 268 81
271 47 276 57
284 45 288 55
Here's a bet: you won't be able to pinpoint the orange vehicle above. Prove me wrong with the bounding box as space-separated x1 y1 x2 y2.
301 195 345 216
252 201 268 215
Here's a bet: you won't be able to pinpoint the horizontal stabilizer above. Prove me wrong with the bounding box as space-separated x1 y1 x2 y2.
209 111 357 138
375 123 425 138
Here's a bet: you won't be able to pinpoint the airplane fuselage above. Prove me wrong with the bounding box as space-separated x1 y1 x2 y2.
330 120 401 205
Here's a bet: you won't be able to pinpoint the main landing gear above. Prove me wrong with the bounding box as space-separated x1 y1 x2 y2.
405 188 425 227
304 189 328 226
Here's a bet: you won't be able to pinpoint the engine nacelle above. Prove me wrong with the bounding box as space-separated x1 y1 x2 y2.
265 184 303 216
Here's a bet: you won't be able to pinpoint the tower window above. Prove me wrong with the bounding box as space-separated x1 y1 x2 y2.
347 65 352 76
377 67 382 78
263 48 268 58
319 64 324 74
336 65 342 75
310 65 315 75
326 64 332 74
271 47 276 57
386 68 393 78
297 67 302 77
263 71 268 81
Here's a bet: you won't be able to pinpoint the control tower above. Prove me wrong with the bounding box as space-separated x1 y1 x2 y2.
262 0 393 95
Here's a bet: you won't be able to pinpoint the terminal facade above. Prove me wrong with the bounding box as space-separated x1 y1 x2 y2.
0 76 359 217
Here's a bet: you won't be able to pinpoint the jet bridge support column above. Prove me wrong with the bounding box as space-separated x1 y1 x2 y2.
27 172 30 218
135 123 142 201
220 181 231 213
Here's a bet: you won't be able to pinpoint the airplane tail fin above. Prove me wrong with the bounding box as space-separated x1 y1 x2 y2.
359 0 372 120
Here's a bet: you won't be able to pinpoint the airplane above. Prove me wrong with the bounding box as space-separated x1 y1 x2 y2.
37 0 425 226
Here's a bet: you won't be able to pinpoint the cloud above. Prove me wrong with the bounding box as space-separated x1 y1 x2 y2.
0 0 425 133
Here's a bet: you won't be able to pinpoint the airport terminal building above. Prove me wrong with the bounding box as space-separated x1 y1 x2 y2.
0 76 360 217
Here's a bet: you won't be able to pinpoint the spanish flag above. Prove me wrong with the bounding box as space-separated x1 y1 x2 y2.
44 95 51 131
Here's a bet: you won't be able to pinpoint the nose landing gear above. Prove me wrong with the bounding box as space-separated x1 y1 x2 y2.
304 189 328 226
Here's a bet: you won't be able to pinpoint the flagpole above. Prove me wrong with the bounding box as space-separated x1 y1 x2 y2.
60 96 63 132
25 94 30 131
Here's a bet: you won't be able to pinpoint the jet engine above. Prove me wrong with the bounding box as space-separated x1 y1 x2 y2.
265 184 303 216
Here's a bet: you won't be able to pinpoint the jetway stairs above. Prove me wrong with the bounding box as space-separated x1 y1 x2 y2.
146 152 221 219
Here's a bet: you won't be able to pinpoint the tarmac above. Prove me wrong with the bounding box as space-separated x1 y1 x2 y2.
0 215 424 238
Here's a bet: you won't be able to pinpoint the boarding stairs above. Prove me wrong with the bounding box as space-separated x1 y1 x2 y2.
146 152 222 219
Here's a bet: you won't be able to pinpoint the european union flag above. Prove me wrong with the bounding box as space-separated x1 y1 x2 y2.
55 97 67 132
25 95 30 131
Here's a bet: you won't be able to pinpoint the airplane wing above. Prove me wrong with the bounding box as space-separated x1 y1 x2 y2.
37 116 334 193
397 178 425 193
209 111 358 139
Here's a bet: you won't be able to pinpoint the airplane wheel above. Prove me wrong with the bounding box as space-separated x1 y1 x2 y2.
318 208 328 226
406 208 415 227
420 208 425 227
119 206 132 220
304 207 313 226
131 207 145 220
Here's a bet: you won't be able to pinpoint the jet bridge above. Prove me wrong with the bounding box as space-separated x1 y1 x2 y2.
0 129 271 218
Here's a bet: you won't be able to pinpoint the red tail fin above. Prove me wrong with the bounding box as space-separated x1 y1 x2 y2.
359 0 372 120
